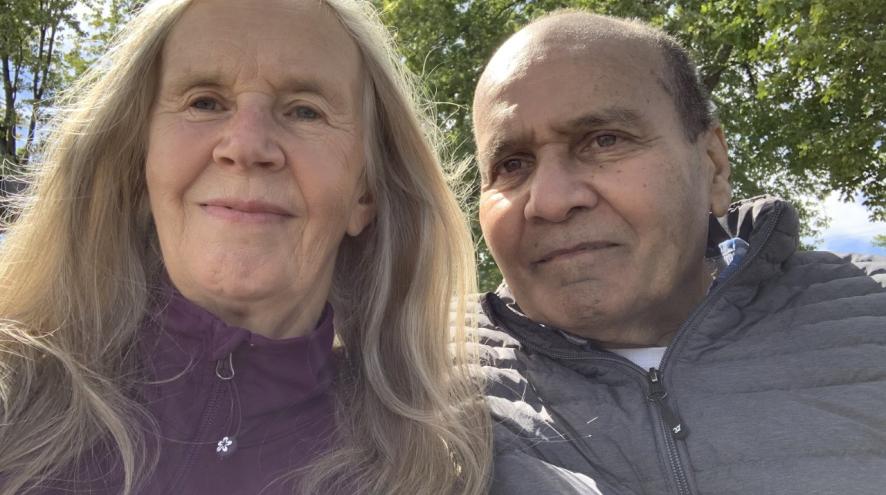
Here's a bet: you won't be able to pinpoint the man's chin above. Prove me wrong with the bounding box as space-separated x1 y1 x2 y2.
521 288 615 332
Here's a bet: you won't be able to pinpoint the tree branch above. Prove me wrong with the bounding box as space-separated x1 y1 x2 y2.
702 43 734 93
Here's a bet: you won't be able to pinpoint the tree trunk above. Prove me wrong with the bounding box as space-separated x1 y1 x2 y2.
1 55 18 161
25 16 58 163
702 43 734 94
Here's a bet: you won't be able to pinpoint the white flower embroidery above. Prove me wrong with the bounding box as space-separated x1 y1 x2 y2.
216 436 233 453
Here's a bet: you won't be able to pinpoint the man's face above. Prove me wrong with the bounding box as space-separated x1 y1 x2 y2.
474 36 730 344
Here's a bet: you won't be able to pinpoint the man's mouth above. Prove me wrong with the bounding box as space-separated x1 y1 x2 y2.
535 241 619 264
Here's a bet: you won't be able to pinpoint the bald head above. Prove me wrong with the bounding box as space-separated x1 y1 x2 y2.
477 12 658 86
474 11 713 149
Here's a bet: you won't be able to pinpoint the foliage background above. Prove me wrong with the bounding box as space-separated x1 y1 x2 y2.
375 0 885 290
1 0 883 291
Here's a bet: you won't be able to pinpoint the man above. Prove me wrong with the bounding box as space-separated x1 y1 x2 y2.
472 10 886 495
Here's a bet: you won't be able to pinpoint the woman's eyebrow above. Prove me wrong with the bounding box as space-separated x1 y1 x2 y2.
274 77 349 106
160 69 229 94
160 70 348 107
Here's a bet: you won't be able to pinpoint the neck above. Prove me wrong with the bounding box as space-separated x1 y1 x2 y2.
211 300 326 339
176 286 330 340
589 324 679 348
571 268 712 348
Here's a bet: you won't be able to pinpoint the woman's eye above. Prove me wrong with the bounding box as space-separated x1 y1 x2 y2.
190 97 220 111
594 134 618 147
293 106 320 120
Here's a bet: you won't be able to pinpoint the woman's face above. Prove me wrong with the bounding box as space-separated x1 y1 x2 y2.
145 0 374 337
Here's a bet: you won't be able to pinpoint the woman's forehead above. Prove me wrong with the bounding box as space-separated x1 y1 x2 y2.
160 0 363 102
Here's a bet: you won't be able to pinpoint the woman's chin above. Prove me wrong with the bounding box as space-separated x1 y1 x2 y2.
173 272 284 306
201 279 284 305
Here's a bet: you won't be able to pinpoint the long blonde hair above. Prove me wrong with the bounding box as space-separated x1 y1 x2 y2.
0 1 490 493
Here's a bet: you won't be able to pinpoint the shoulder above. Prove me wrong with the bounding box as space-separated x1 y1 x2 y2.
488 436 603 495
783 250 886 290
466 294 523 366
471 319 604 495
467 295 563 437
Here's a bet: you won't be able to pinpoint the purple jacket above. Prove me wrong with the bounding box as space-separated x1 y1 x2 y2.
136 290 338 494
18 290 337 494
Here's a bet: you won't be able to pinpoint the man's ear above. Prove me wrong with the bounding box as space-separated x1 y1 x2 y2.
346 189 376 237
704 125 732 217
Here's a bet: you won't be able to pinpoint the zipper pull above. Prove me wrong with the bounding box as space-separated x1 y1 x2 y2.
216 353 235 381
647 368 688 440
216 435 237 459
215 353 238 458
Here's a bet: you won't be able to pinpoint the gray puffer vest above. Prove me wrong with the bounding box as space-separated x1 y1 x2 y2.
477 197 886 495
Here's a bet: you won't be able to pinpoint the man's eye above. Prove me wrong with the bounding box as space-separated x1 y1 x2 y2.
487 157 531 186
499 158 525 174
190 97 220 111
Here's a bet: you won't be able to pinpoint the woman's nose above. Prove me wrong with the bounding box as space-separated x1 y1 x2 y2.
212 103 285 171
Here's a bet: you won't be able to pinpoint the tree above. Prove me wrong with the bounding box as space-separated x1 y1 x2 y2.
376 0 884 290
0 0 81 170
873 234 886 248
669 0 885 218
67 0 147 75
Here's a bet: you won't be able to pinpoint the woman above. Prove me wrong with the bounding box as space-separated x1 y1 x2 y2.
0 0 490 493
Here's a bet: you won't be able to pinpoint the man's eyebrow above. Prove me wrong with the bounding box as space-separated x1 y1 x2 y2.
478 107 645 164
557 107 645 133
479 135 523 168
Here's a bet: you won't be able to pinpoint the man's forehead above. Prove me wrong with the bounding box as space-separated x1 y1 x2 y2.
475 100 520 150
475 35 669 139
480 16 660 78
478 50 659 120
477 36 663 106
478 29 544 88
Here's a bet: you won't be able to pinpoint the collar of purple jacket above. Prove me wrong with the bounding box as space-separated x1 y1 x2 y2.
141 286 337 413
119 286 340 493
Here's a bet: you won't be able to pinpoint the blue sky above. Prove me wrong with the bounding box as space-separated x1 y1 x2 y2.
812 193 886 255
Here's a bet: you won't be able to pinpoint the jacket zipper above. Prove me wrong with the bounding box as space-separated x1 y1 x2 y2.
647 368 690 495
536 351 693 495
165 353 233 491
646 368 687 439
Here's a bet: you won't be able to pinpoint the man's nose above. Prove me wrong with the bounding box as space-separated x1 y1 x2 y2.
524 151 598 222
212 103 285 171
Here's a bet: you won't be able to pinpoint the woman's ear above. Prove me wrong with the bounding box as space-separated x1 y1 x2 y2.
346 190 376 237
705 125 732 217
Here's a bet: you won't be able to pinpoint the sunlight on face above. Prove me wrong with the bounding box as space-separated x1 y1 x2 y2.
476 34 730 344
145 0 375 337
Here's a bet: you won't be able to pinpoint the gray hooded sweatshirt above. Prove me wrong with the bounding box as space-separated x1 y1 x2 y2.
477 197 886 495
